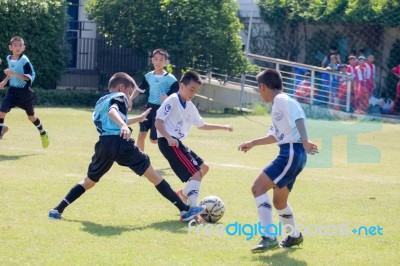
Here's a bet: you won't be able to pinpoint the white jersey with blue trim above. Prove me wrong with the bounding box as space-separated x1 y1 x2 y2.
6 54 35 88
267 93 306 145
92 92 129 136
156 93 205 140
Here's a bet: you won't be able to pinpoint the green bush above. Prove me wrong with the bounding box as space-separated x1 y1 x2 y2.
0 0 69 89
0 87 148 108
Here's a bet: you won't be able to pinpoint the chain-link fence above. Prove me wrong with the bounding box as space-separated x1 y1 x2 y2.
239 1 400 115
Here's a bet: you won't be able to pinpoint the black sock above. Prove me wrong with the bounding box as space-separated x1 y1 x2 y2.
0 118 4 132
32 118 45 135
155 179 190 212
54 184 86 213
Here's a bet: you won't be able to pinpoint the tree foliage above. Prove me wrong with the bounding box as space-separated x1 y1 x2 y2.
0 0 69 89
86 0 247 77
258 0 400 26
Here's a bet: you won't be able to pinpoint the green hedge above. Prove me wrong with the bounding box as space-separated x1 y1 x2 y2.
0 88 148 108
0 0 69 89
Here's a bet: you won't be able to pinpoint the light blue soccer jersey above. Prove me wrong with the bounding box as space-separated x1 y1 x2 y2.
139 71 178 105
92 92 129 136
6 54 35 88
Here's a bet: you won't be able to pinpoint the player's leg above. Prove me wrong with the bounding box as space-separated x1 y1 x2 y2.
273 186 303 248
0 112 9 139
142 164 205 221
117 139 205 221
0 92 14 139
49 138 114 219
136 131 147 151
21 89 49 147
28 114 49 148
49 177 96 219
251 172 279 253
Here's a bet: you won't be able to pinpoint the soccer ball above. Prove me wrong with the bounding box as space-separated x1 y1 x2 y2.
199 195 225 223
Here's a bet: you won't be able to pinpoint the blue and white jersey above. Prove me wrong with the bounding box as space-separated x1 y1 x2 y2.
137 71 178 105
268 93 306 145
156 93 205 140
92 92 129 136
6 54 35 88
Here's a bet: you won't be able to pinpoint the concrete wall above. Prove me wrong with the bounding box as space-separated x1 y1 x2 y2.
192 79 261 111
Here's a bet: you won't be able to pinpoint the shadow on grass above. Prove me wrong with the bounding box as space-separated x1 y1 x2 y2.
249 247 306 265
0 154 37 162
64 218 187 237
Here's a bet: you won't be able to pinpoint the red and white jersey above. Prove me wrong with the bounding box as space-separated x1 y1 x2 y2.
346 65 356 80
156 93 205 140
267 93 306 145
355 65 368 82
365 63 375 81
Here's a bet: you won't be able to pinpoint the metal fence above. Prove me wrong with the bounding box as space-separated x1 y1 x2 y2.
240 10 400 102
58 37 148 90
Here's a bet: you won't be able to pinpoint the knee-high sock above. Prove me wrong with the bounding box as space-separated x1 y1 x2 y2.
32 118 45 134
156 179 189 212
183 180 201 206
255 194 274 239
54 184 86 213
277 203 300 238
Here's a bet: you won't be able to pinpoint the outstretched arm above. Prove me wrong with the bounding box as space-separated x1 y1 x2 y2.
238 135 277 153
295 118 319 155
127 108 151 125
198 123 233 131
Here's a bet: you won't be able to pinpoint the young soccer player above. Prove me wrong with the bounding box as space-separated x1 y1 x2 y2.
0 36 49 147
132 48 179 151
48 72 205 221
238 69 318 253
155 70 233 209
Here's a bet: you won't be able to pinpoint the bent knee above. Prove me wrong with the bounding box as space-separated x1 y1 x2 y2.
201 164 209 176
273 199 287 210
150 139 158 144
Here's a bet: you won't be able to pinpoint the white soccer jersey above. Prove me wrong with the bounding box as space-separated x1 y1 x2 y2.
156 93 205 140
267 93 306 144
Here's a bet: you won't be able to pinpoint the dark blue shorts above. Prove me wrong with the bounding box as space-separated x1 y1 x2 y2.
264 143 307 191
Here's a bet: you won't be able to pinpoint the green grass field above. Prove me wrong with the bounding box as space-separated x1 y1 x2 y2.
1 108 399 265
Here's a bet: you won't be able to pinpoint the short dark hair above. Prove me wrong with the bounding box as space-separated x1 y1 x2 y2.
9 36 24 45
256 69 282 90
108 72 137 90
180 70 202 86
152 48 169 60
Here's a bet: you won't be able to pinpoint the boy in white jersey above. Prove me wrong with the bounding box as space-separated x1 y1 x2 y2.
155 71 233 217
238 69 318 252
48 72 205 222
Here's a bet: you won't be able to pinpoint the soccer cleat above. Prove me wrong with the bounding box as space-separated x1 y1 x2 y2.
180 205 206 222
40 131 49 148
279 233 303 248
48 209 63 219
0 125 9 139
251 237 278 253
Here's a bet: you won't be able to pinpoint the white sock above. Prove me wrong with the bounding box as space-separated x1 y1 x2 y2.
183 180 201 206
255 194 274 239
277 203 300 238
